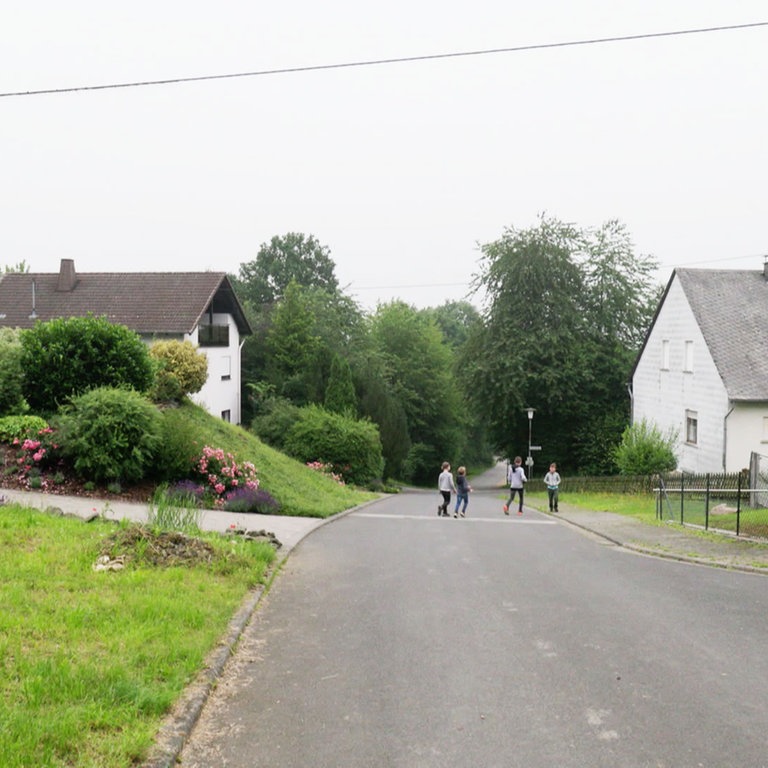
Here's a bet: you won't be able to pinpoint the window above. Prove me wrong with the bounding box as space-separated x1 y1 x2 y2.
198 324 230 347
685 410 698 445
221 410 231 423
221 355 231 381
763 417 768 442
684 340 694 372
661 339 670 370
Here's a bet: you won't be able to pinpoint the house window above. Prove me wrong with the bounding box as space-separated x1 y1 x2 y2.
684 341 694 372
221 355 231 381
763 417 768 442
198 324 230 347
661 340 670 370
685 410 698 445
221 410 231 423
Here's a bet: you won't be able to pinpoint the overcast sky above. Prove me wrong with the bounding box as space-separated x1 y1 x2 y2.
2 2 766 311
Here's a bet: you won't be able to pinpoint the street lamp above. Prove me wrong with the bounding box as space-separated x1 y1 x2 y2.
525 407 535 475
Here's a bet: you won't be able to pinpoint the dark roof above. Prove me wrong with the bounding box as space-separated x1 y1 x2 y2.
0 264 251 337
675 268 768 401
632 267 768 401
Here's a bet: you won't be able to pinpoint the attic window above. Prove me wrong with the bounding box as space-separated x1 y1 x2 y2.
661 339 670 370
683 340 694 372
685 410 698 445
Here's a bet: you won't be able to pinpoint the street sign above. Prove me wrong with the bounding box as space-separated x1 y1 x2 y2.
530 445 542 451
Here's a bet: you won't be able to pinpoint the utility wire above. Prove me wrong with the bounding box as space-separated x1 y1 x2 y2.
1 20 766 99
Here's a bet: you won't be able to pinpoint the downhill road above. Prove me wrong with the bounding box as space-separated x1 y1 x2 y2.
179 466 768 768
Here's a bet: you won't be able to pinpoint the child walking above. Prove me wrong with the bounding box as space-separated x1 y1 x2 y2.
503 456 527 515
453 466 472 517
437 461 457 517
544 462 561 512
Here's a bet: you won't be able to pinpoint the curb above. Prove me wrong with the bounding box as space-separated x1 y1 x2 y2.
141 495 386 768
549 511 768 576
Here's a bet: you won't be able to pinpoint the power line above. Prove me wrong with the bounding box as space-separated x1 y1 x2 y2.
2 21 766 99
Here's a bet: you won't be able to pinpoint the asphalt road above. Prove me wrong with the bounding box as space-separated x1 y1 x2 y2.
179 470 768 768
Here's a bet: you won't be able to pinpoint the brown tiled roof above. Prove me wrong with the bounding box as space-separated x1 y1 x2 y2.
0 264 251 336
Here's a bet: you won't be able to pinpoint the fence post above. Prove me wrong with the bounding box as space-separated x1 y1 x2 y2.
705 473 710 530
680 472 685 525
736 470 742 537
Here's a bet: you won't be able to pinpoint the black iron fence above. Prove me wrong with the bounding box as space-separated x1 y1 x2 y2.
654 471 768 539
527 469 768 539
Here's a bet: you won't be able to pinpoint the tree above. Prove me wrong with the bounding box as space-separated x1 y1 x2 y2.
20 316 155 414
368 301 463 484
3 260 29 273
462 214 659 471
427 300 481 351
149 340 208 402
265 281 323 404
324 354 357 414
235 232 339 307
0 328 27 415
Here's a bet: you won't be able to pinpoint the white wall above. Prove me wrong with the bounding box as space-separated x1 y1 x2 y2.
188 313 242 424
632 277 729 472
727 403 768 472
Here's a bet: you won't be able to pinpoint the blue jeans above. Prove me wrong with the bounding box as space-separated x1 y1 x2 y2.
454 492 469 515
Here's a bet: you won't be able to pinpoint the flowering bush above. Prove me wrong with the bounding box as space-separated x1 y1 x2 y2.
306 460 346 485
222 487 280 515
191 445 259 506
11 427 64 488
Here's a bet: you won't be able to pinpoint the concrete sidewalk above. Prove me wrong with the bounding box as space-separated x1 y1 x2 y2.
549 501 768 574
0 487 328 554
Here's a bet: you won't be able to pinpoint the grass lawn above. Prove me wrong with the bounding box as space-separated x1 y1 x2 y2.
0 502 280 767
524 489 659 523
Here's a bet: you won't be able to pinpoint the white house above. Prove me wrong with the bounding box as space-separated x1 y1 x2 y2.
0 259 252 424
630 260 768 473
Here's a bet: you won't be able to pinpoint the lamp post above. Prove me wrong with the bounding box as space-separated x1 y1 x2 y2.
525 407 535 476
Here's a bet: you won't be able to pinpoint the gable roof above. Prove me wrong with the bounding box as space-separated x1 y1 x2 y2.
633 266 768 401
675 268 768 401
0 260 251 337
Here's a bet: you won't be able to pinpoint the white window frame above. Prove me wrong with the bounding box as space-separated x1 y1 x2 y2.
684 340 694 372
685 410 698 445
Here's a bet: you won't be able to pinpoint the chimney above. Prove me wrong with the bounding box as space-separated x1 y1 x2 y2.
56 258 77 292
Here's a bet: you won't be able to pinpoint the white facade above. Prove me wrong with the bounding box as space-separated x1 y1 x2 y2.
188 313 243 424
632 276 768 473
632 278 729 472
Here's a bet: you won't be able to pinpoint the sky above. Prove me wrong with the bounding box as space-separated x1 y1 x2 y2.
2 1 766 312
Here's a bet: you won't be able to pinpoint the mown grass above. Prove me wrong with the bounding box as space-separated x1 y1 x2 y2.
161 401 380 517
0 502 277 767
525 488 659 523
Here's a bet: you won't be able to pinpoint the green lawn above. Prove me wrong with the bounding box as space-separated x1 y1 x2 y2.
0 402 382 766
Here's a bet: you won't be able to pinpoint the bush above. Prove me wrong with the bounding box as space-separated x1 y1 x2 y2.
222 487 280 514
613 418 677 475
149 340 208 402
20 315 155 413
403 442 441 486
0 414 48 443
251 397 301 450
57 387 163 483
0 328 28 415
153 407 204 482
284 404 383 486
191 445 259 506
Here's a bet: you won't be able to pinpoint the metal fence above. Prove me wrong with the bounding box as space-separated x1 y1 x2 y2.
654 458 768 539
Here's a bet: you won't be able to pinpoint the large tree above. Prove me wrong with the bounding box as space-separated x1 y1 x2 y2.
235 232 339 307
462 215 658 473
368 301 463 484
